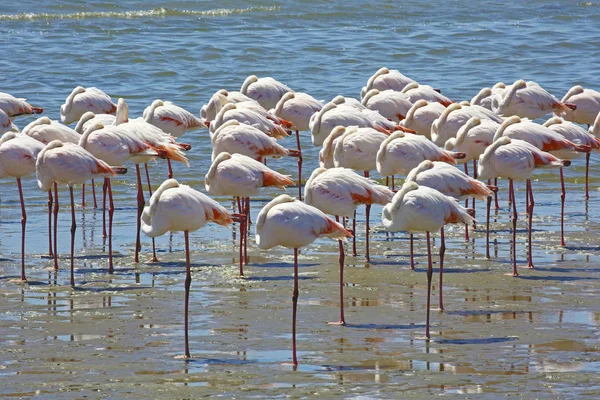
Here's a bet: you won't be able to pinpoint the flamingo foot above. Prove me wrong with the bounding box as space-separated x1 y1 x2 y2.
327 320 346 326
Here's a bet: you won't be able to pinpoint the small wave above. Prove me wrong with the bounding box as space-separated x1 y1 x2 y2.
0 6 280 21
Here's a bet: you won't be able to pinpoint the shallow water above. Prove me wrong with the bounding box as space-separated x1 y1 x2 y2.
2 1 600 398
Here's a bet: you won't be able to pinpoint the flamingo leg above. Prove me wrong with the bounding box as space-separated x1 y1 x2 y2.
134 164 144 263
245 197 250 264
184 230 191 359
391 175 395 192
81 183 86 208
425 231 433 339
439 227 446 311
53 182 59 271
463 164 469 241
47 190 53 257
410 233 415 270
292 248 299 366
527 179 535 268
509 179 518 277
486 181 492 259
145 163 158 263
472 160 477 229
352 211 357 257
560 167 566 247
585 152 590 200
494 178 499 210
167 158 173 179
364 171 371 262
107 178 115 274
296 130 303 201
69 186 76 287
91 179 98 209
102 179 107 238
329 216 346 325
17 178 26 281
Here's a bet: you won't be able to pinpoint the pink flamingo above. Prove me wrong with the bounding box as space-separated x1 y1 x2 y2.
0 132 45 281
470 82 507 111
405 160 493 309
240 75 292 110
35 140 126 286
430 103 503 147
143 99 204 138
209 103 290 140
201 89 258 123
0 109 18 134
400 100 446 139
361 89 413 122
382 181 475 339
359 67 416 99
60 86 116 125
559 85 600 125
205 152 295 276
0 91 43 117
478 137 569 275
141 179 232 359
304 167 392 323
255 194 352 366
401 82 454 107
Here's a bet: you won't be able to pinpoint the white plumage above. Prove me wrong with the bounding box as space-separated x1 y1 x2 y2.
400 100 446 139
361 89 414 122
333 126 388 172
22 117 81 144
211 120 288 161
240 75 292 110
60 86 116 125
559 85 600 125
360 67 416 99
143 99 204 138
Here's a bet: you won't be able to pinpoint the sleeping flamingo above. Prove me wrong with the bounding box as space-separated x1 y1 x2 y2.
359 67 416 99
255 194 352 366
141 179 232 359
60 86 116 125
0 91 43 118
240 75 292 110
559 85 600 126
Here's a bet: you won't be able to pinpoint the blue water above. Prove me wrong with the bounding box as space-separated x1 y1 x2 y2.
2 1 600 398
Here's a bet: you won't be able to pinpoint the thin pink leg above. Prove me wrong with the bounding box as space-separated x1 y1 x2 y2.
296 130 303 201
425 231 433 339
17 178 26 281
527 179 535 268
439 227 446 311
47 190 53 257
292 248 299 366
81 183 86 208
167 159 173 179
134 164 144 263
184 230 191 359
410 233 415 270
53 182 59 271
107 178 115 273
464 163 469 241
91 179 98 209
585 152 590 200
560 168 566 247
329 216 346 325
145 163 158 262
69 186 76 287
510 179 518 277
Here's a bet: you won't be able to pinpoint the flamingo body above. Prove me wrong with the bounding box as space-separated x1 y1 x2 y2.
211 120 288 161
143 100 204 138
22 117 80 144
60 86 116 125
360 67 416 99
0 92 43 117
559 85 600 125
240 75 292 110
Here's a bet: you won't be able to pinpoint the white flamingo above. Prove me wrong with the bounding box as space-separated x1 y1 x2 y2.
361 89 414 122
205 152 295 276
559 85 600 126
141 178 232 359
401 82 453 107
201 89 258 123
0 132 45 281
255 194 352 366
382 181 475 339
240 75 292 110
470 82 506 110
60 86 116 125
359 67 416 99
0 109 18 134
209 103 290 139
400 100 447 139
143 99 204 138
0 91 43 118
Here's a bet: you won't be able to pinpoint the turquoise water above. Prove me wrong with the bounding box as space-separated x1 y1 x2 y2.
2 1 600 398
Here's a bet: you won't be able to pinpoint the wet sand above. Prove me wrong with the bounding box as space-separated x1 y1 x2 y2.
1 160 600 398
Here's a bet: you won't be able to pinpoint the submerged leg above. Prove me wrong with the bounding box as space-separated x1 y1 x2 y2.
527 179 535 268
145 163 158 263
69 186 76 287
134 164 145 263
486 192 492 259
81 183 86 208
17 178 27 281
102 179 108 238
410 233 415 270
439 227 446 311
53 182 59 271
184 230 191 359
494 178 499 210
329 216 346 325
47 190 53 257
352 211 357 257
292 248 299 366
91 179 98 209
509 179 518 277
425 231 433 339
560 167 566 247
585 152 590 200
107 178 115 274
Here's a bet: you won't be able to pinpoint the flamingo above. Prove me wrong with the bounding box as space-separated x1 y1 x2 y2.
114 103 190 263
310 101 406 147
60 86 117 125
211 120 290 162
143 99 204 138
209 103 290 140
0 132 45 282
304 167 392 323
201 89 259 123
359 67 416 99
0 109 18 134
22 117 81 144
376 131 465 179
270 91 322 199
401 82 453 107
494 116 590 246
35 140 126 286
78 121 163 270
404 160 493 309
361 89 414 122
330 94 409 130
544 116 600 241
255 194 352 366
141 179 232 359
205 152 295 276
491 79 575 119
478 137 568 274
240 75 292 110
75 111 123 134
430 103 503 147
382 181 475 339
0 91 43 118
470 82 506 110
319 125 352 169
400 100 447 139
559 85 600 125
